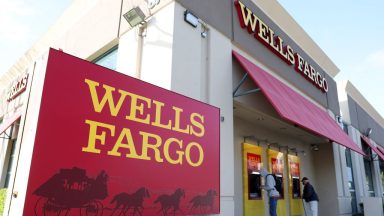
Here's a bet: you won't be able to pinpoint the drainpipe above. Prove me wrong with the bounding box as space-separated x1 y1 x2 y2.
136 23 147 79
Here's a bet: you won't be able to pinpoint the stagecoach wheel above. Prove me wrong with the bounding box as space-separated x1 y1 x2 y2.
34 197 47 216
83 200 103 216
34 197 69 216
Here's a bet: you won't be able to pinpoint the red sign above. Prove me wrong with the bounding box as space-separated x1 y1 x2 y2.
271 158 283 175
7 73 28 102
234 0 328 93
289 162 300 178
23 49 220 215
247 153 261 173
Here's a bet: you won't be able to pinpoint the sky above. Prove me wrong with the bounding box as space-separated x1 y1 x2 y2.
0 0 383 118
0 0 71 75
277 0 384 118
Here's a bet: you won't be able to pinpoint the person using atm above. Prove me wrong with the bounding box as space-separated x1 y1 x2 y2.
260 168 280 216
302 177 319 216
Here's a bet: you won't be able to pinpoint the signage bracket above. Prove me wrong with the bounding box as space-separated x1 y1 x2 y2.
0 131 11 140
371 153 379 161
233 72 260 98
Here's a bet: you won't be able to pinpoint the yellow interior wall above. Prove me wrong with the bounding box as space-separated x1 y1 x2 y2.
243 143 265 216
288 155 304 216
268 149 287 216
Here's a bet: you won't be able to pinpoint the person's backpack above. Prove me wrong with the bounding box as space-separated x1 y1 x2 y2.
267 174 283 194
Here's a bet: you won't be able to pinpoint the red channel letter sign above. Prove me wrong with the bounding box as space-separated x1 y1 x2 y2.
23 49 220 215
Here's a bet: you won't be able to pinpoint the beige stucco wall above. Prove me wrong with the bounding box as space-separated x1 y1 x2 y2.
53 0 121 61
6 53 49 216
171 3 235 215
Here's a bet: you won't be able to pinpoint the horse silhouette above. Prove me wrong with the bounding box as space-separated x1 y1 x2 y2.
154 188 185 216
189 189 217 213
110 187 150 216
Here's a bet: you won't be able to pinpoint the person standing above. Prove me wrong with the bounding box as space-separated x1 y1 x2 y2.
302 177 319 216
260 168 280 216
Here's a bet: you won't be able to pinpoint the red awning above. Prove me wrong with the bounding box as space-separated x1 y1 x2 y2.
0 112 21 136
361 135 384 161
233 50 365 155
377 146 384 156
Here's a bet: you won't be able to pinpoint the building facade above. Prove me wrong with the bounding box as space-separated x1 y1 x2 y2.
0 0 383 215
338 81 384 216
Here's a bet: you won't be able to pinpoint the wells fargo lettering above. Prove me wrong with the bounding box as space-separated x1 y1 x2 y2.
82 79 205 167
234 0 329 93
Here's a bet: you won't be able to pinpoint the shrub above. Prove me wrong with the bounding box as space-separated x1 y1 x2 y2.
0 188 7 216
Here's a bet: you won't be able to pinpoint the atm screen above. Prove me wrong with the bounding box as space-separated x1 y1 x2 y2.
292 177 301 199
275 175 284 199
248 173 262 200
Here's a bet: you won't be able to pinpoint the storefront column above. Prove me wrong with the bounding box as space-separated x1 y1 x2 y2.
334 143 355 214
173 3 235 214
206 29 235 216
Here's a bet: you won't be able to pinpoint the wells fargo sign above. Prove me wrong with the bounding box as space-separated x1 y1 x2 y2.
23 49 220 215
7 73 28 102
234 0 329 93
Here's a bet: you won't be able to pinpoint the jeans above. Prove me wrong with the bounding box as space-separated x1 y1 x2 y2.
303 200 318 216
269 197 278 216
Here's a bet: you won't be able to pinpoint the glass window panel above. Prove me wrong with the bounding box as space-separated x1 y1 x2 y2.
4 140 17 188
345 148 358 214
364 159 374 196
93 46 118 70
345 149 355 189
380 160 384 196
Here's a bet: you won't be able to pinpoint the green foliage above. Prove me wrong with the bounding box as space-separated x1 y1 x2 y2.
0 188 7 216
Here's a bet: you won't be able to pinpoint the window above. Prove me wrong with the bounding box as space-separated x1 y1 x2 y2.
345 148 358 214
361 140 375 197
380 160 384 197
4 139 16 188
93 46 118 70
1 121 19 188
342 122 349 134
364 159 375 196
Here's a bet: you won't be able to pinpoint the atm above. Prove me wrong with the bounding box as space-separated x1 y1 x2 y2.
248 171 262 200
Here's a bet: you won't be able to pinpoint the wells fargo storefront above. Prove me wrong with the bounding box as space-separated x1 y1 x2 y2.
0 0 369 215
231 0 365 215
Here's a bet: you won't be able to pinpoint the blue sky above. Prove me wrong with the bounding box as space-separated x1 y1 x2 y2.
277 0 384 118
1 0 383 118
0 0 71 75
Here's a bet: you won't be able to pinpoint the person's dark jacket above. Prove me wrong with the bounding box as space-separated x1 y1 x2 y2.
303 183 319 202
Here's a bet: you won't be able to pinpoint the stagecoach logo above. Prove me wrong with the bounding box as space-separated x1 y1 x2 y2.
7 73 29 102
234 0 329 93
34 167 217 215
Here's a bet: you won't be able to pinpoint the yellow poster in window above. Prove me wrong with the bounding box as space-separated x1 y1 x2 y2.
243 143 264 216
288 154 304 216
268 149 287 216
